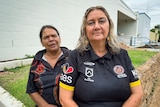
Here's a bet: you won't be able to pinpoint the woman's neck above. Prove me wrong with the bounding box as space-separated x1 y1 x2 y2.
90 41 107 57
44 48 62 68
45 48 62 59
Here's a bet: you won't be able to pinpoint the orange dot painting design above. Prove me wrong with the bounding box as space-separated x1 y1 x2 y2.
36 63 45 74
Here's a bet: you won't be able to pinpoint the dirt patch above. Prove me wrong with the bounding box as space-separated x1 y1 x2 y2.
138 44 160 49
0 71 14 76
137 52 160 107
120 43 160 106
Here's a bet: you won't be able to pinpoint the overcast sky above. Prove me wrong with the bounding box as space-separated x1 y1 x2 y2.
123 0 160 29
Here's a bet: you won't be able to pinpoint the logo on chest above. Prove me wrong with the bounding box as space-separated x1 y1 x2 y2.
84 67 94 82
113 65 127 78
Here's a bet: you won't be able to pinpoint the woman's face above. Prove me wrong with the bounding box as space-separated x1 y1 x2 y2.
41 28 61 52
86 9 109 43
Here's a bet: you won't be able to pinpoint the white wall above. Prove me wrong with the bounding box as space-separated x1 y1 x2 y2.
117 0 137 36
118 20 137 36
137 13 151 39
118 0 136 20
0 0 120 61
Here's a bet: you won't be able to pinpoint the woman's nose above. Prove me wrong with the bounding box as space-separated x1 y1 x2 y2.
48 36 55 41
94 22 100 30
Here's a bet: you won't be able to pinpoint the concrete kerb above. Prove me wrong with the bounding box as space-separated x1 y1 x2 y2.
0 58 33 71
0 86 26 107
0 58 33 107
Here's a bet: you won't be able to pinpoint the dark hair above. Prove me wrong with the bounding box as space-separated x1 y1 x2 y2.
39 25 60 41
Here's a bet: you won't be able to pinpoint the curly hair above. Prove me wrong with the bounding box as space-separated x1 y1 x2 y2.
76 6 120 54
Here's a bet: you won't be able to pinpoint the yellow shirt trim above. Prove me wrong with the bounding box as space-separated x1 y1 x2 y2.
59 82 74 91
130 80 141 87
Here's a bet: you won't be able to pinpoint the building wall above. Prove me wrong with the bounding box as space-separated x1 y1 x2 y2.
117 0 137 37
0 1 151 61
118 0 136 20
118 19 137 36
137 13 151 42
0 0 120 61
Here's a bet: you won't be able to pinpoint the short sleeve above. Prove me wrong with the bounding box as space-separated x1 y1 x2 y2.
26 59 39 94
123 50 141 87
59 50 79 91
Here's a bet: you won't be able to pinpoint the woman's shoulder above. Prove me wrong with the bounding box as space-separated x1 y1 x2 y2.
68 49 86 59
34 49 46 58
114 48 128 57
61 47 71 54
69 49 79 55
119 48 128 53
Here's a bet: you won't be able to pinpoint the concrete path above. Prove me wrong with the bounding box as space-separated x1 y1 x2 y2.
0 86 25 107
0 101 5 107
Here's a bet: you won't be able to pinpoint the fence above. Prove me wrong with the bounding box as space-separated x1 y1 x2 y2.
118 36 160 48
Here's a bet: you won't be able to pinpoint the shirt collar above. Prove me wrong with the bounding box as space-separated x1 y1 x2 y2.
86 45 112 61
34 47 70 61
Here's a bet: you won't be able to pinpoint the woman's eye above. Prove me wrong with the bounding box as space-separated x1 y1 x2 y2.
99 19 106 24
87 21 94 26
43 36 49 40
52 34 58 38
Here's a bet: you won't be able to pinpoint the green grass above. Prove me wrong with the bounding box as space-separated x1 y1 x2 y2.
0 49 158 107
0 66 35 107
127 50 158 67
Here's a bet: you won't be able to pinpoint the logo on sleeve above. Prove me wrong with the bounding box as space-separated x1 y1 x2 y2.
113 65 127 78
62 63 74 74
131 69 139 79
60 63 73 84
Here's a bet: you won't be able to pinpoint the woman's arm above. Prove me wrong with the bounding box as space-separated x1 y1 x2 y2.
29 92 58 107
122 85 144 107
59 87 78 107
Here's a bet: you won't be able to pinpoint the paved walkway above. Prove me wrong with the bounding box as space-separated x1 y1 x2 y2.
0 86 25 107
0 101 5 107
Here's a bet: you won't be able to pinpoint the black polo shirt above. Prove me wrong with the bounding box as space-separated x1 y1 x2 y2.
60 47 140 107
26 47 70 107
